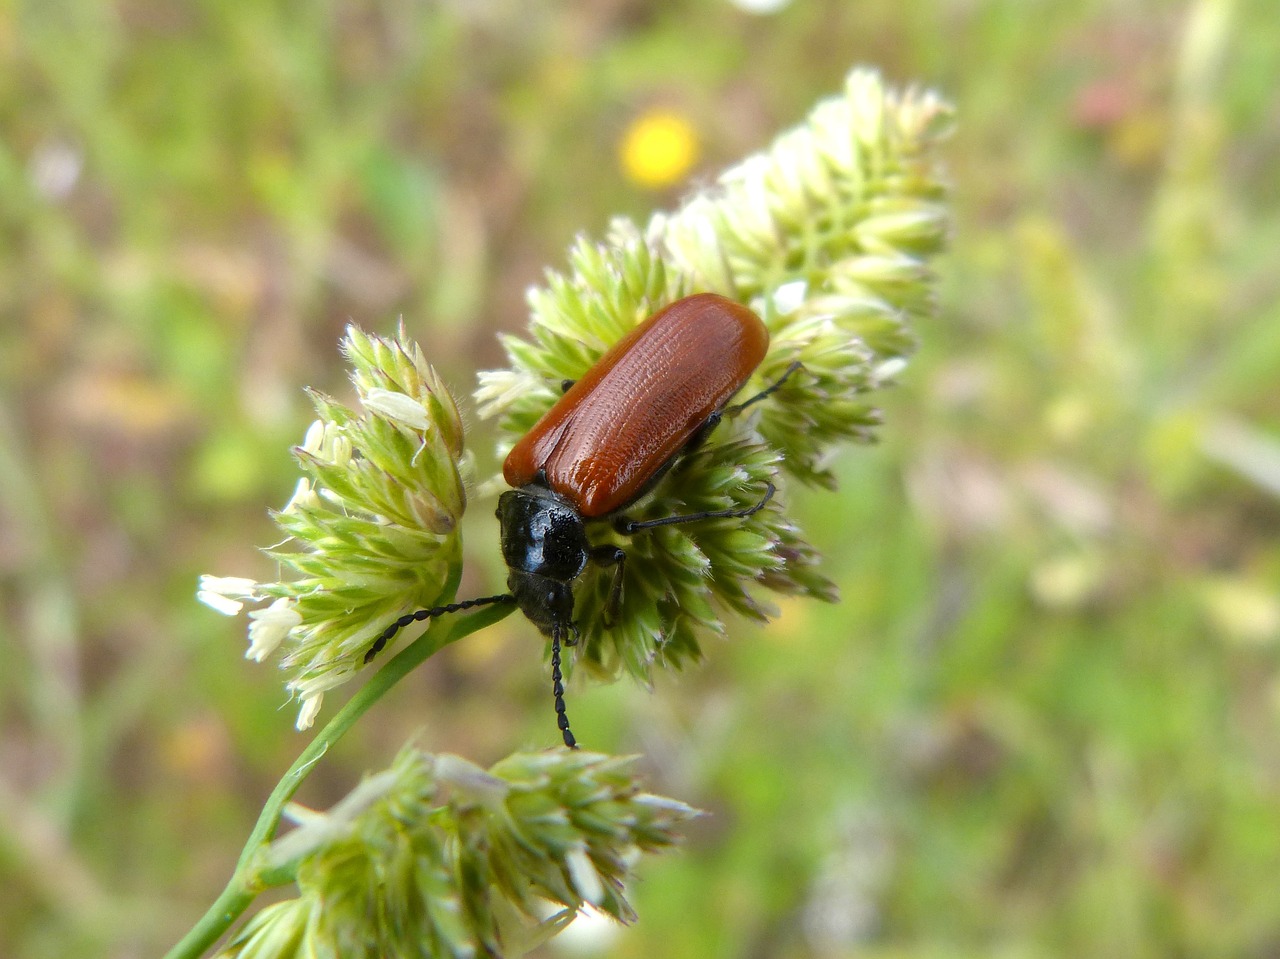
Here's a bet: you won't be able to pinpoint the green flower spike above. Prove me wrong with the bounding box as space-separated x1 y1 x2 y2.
198 325 468 729
214 748 700 959
476 67 951 683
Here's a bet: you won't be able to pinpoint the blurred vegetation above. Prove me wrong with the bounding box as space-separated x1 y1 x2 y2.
2 0 1279 957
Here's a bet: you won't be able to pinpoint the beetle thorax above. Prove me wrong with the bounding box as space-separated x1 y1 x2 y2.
496 486 589 634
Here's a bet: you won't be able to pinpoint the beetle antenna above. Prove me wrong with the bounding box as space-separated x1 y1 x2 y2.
724 360 803 416
550 624 578 749
363 594 516 664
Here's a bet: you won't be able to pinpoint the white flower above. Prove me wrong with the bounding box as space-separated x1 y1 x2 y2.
284 478 319 513
199 574 259 595
326 431 352 467
773 279 808 316
246 598 302 662
296 693 324 731
302 420 351 466
301 419 326 452
197 591 244 616
363 388 432 431
197 575 260 615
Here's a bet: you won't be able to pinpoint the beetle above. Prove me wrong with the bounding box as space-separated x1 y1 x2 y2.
363 293 799 748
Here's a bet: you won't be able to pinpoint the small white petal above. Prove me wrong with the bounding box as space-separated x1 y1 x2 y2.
301 420 326 453
246 598 302 661
289 670 349 703
197 591 244 616
284 478 318 512
364 388 432 431
296 693 323 730
874 357 908 382
773 279 808 316
329 431 352 465
565 847 604 905
199 574 260 596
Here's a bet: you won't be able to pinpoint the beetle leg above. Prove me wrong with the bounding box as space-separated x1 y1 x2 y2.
589 545 627 626
614 482 776 535
550 624 578 749
363 594 515 664
678 411 722 459
724 360 804 417
675 361 803 471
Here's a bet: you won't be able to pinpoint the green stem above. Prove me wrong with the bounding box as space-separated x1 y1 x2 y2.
162 599 516 959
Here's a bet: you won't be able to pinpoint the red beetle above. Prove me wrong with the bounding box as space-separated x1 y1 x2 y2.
365 293 797 747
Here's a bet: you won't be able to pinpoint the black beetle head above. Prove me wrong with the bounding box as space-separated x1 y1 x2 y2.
505 570 576 635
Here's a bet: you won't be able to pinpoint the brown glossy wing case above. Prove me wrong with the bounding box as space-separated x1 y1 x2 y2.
502 293 769 518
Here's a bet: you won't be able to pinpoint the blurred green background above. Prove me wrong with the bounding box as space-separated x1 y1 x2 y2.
4 0 1280 956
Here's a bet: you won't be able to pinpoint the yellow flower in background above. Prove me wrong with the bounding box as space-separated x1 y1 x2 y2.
619 109 700 189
